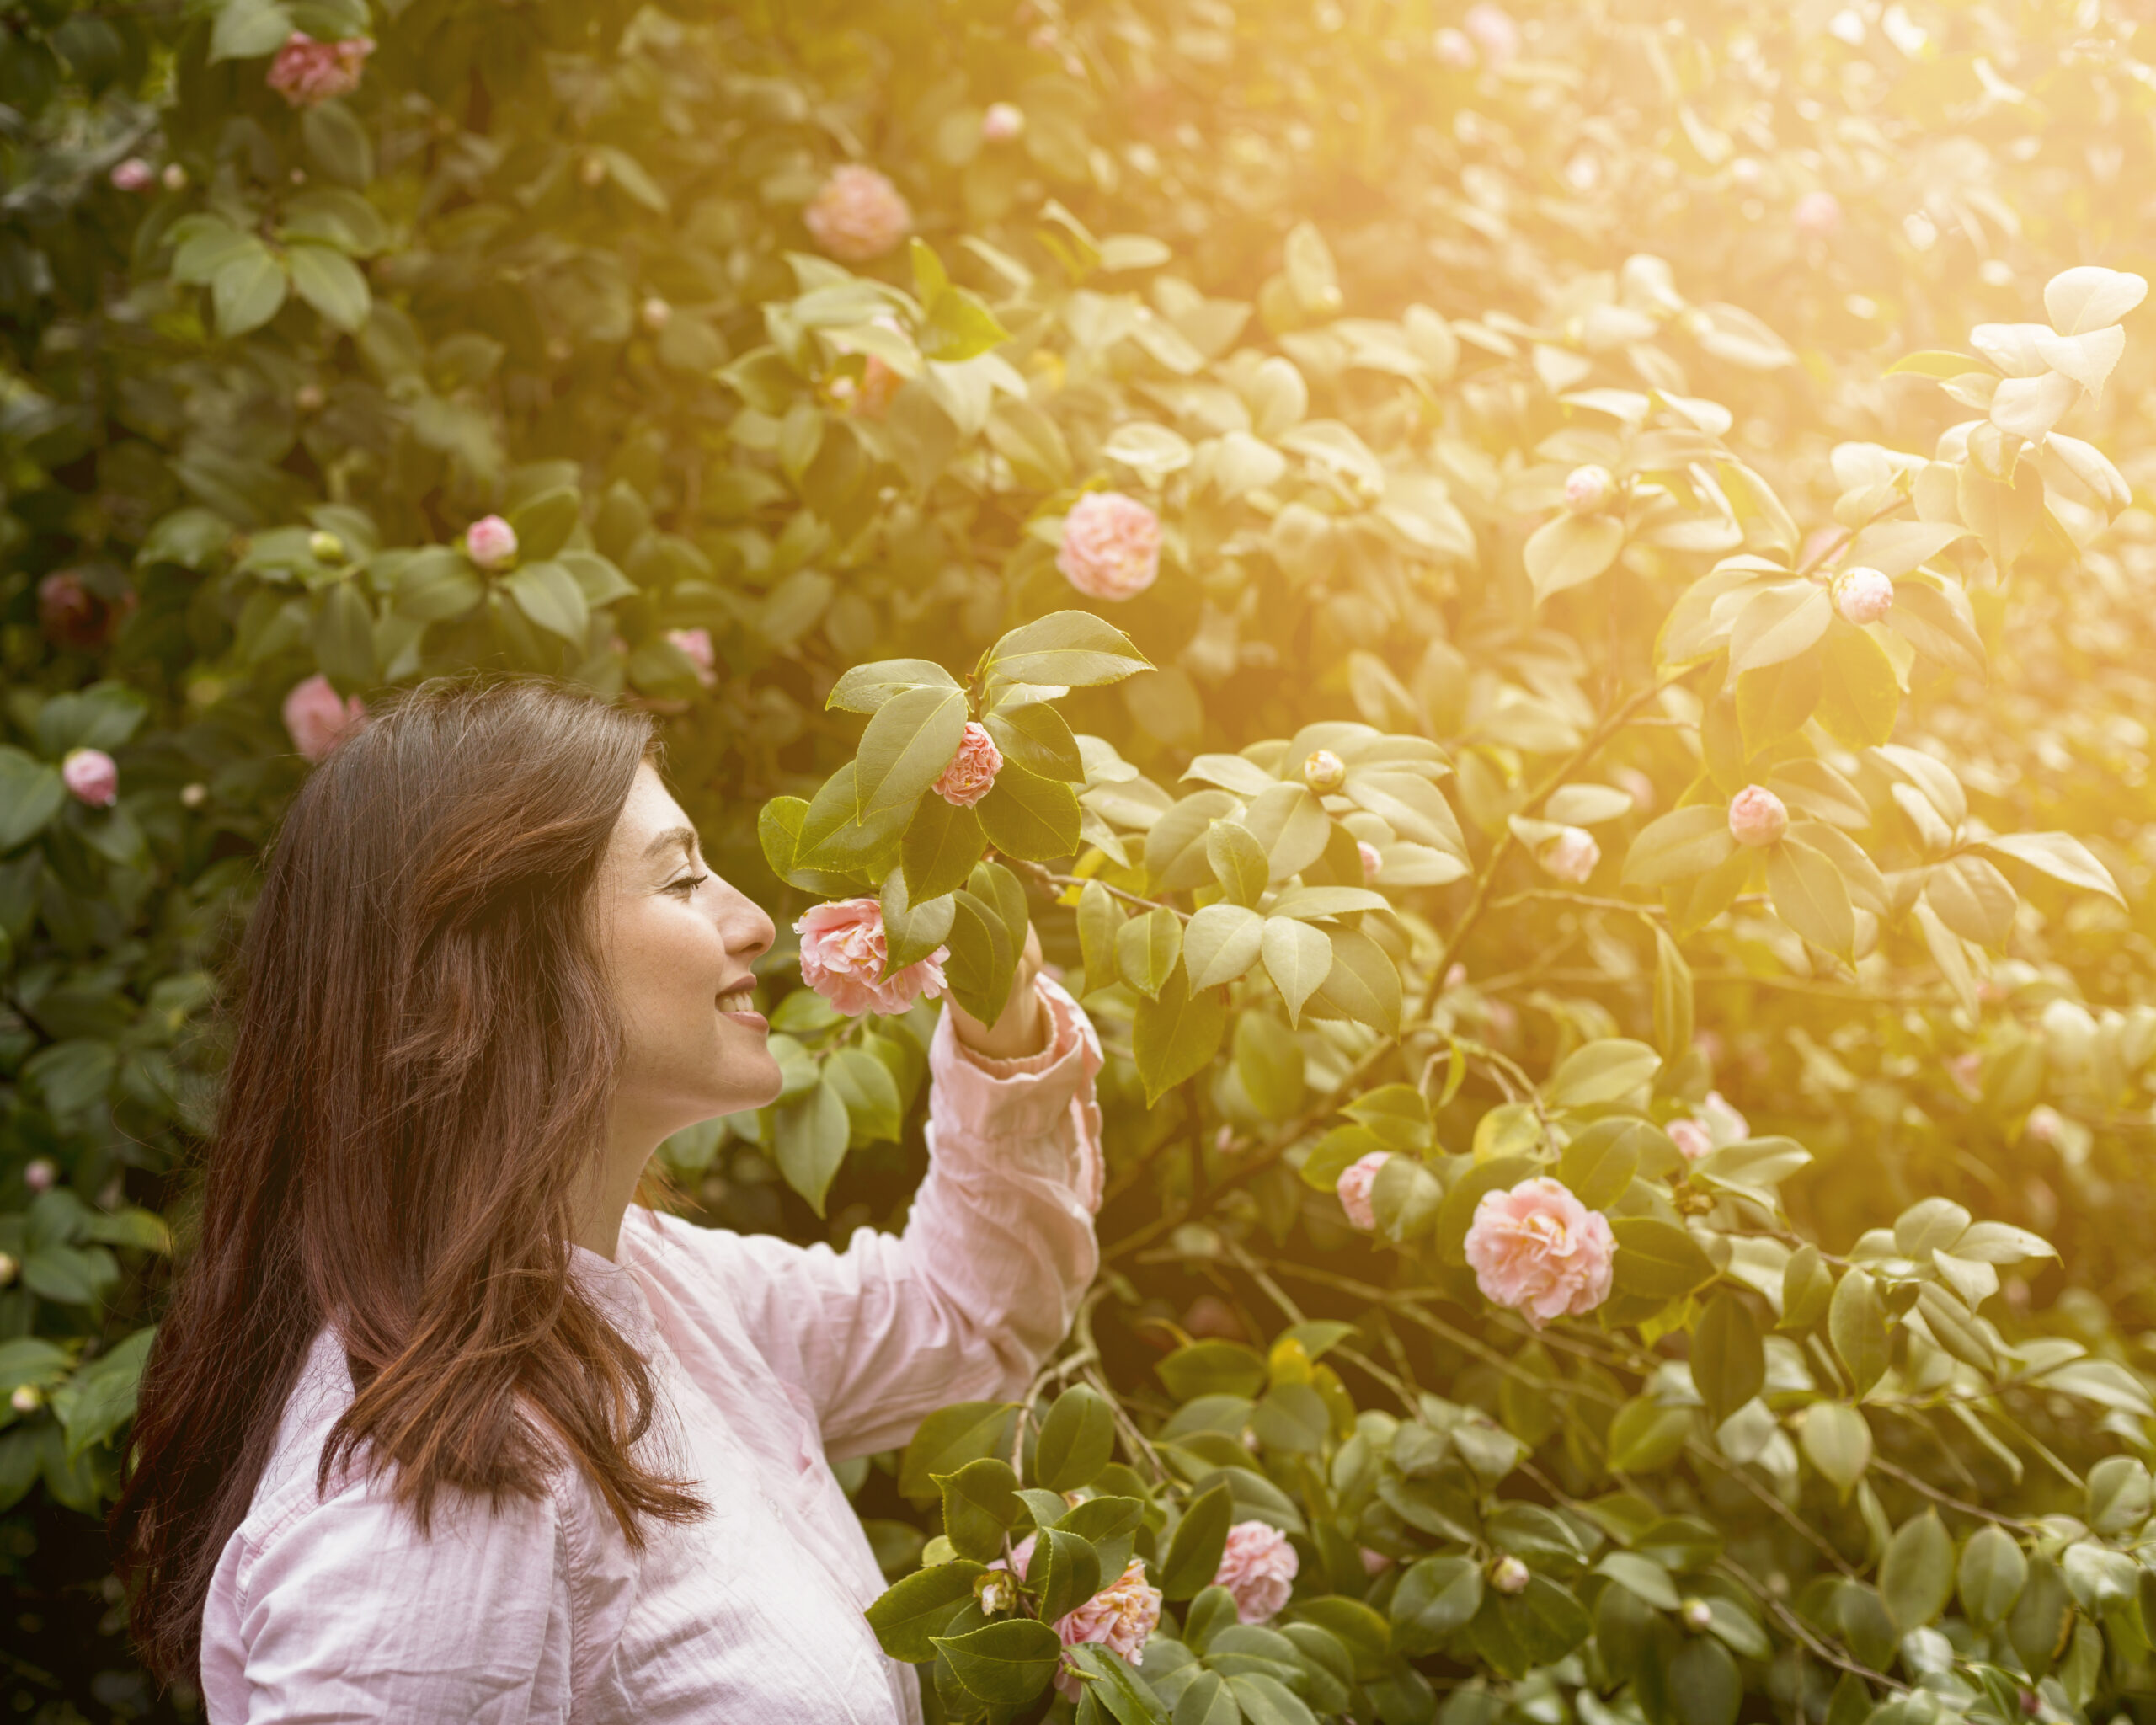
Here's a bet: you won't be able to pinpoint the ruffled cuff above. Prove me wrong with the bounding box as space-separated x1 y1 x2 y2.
928 975 1105 1210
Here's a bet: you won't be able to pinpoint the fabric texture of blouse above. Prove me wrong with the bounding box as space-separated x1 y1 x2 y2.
198 975 1104 1724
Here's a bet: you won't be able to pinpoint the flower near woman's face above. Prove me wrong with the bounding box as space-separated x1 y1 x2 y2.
1214 1520 1298 1623
1464 1176 1616 1327
794 898 948 1016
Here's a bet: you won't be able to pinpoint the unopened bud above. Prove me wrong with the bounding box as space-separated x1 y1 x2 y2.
295 382 326 414
1303 749 1347 794
976 1571 1017 1614
9 1385 40 1414
981 102 1026 142
307 530 345 564
1491 1554 1532 1594
1564 464 1616 515
1830 564 1893 626
1681 1597 1714 1632
161 163 188 191
1727 785 1789 849
640 296 672 334
180 782 209 809
24 1158 56 1193
579 154 607 188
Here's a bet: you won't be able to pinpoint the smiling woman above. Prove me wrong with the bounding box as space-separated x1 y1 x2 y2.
109 676 1105 1722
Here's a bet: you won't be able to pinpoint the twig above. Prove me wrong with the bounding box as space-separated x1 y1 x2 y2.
1869 1453 2038 1532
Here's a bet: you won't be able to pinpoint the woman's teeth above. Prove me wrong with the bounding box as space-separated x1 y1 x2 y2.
717 988 757 1014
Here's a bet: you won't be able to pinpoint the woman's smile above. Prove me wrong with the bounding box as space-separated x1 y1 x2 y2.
715 983 763 1028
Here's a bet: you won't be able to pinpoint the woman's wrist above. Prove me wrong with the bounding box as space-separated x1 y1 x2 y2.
949 973 1050 1061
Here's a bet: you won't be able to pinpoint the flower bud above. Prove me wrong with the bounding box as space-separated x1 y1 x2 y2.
1681 1597 1715 1632
640 296 672 334
10 1385 40 1415
1793 190 1843 238
465 515 518 570
0 1252 14 1285
1726 785 1788 849
295 382 326 414
1491 1554 1532 1594
180 782 209 809
308 530 345 563
1831 565 1893 626
161 163 188 191
579 153 608 188
1538 826 1600 884
981 102 1025 142
1303 749 1347 794
24 1158 56 1192
110 158 154 192
61 750 118 809
975 1571 1017 1615
1564 464 1616 515
1358 840 1383 883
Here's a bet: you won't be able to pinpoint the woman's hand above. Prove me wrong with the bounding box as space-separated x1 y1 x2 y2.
947 924 1049 1060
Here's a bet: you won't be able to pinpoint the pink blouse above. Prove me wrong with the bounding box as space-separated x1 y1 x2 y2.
199 977 1104 1723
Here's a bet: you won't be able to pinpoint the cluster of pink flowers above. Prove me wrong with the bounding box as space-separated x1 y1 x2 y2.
266 31 375 108
1727 784 1788 848
1668 1090 1750 1162
1057 492 1161 602
1538 825 1600 884
934 722 1003 808
996 1536 1162 1700
61 750 118 809
282 674 368 763
1464 1176 1617 1327
803 164 913 263
795 899 949 1017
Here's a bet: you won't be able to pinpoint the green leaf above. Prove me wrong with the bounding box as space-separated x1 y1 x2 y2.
1027 1525 1102 1624
901 795 986 903
1309 927 1401 1035
1668 1635 1741 1725
1886 350 1982 379
1605 1396 1692 1472
977 761 1081 860
1205 820 1270 907
1780 1244 1834 1330
1134 963 1229 1106
829 659 963 714
982 702 1083 780
1260 916 1331 1026
1184 904 1264 990
944 889 1017 1027
1734 650 1821 751
1548 1039 1662 1108
310 580 374 685
301 99 373 186
507 486 581 565
1470 1575 1593 1680
1728 581 1833 675
1391 1555 1485 1654
1117 907 1182 1000
1063 1644 1171 1724
772 1080 849 1215
1524 512 1625 602
1035 1385 1117 1493
0 749 65 851
1800 1402 1871 1498
211 242 288 339
1652 926 1694 1062
1558 1119 1652 1210
1828 1269 1888 1398
934 1456 1022 1561
879 865 956 975
1161 1482 1235 1599
1159 1343 1267 1402
1881 1511 1955 1632
1623 806 1738 888
506 560 591 643
1958 1524 2029 1628
287 241 371 332
1765 836 1854 959
1059 1496 1145 1582
1691 1292 1765 1425
931 1616 1062 1706
1978 832 2124 905
1957 458 2042 572
1609 1217 1716 1300
987 610 1152 688
920 286 1011 364
209 0 294 61
55 1327 152 1461
1233 1013 1305 1121
856 685 970 820
825 1044 904 1145
1816 622 1900 749
866 1560 986 1662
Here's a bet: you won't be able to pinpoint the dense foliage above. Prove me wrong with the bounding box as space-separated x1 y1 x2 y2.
8 0 2156 1719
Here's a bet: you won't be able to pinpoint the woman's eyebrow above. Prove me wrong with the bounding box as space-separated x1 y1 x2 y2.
642 825 699 864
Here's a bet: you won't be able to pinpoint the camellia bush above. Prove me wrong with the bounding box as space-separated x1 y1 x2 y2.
9 0 2156 1720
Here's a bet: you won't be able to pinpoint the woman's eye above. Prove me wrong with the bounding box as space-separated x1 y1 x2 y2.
667 873 710 897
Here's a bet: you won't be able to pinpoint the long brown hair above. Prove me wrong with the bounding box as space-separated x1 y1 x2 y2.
113 677 702 1683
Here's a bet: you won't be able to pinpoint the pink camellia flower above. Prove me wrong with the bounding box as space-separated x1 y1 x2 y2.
803 163 913 264
665 628 718 689
1462 3 1522 63
1057 491 1162 602
266 31 374 108
61 749 118 809
1335 1151 1392 1231
1433 25 1476 67
1832 564 1894 626
794 898 949 1017
465 515 518 570
1214 1520 1299 1624
934 722 1004 809
109 158 153 192
1668 1118 1713 1162
1358 840 1384 883
23 1158 56 1193
1464 1176 1618 1327
1564 464 1616 515
1669 1092 1747 1162
995 1537 1162 1700
1727 784 1788 848
1539 826 1600 884
282 674 367 764
981 102 1026 142
1793 190 1843 238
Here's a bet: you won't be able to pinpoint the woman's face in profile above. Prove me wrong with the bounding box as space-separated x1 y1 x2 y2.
595 763 783 1142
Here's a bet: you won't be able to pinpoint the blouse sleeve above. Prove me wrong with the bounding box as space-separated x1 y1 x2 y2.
205 1478 578 1723
646 975 1104 1460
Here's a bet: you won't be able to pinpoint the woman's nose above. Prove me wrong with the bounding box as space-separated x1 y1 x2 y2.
718 879 776 959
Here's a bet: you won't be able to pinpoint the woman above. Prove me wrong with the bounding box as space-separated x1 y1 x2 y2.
113 678 1106 1722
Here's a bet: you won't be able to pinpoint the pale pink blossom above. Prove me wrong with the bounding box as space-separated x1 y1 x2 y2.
1057 492 1161 602
1491 1554 1532 1594
2025 1103 2064 1146
1359 1546 1394 1575
23 1158 56 1193
1564 464 1615 515
266 32 374 108
1464 1177 1617 1327
934 722 1003 809
465 515 517 570
1668 1118 1714 1162
1214 1520 1298 1623
160 163 187 191
9 1385 38 1414
1539 826 1600 884
1463 3 1522 63
282 675 367 764
109 158 153 192
1832 565 1894 626
1793 190 1843 238
1727 785 1788 848
855 355 903 417
666 628 718 688
995 1537 1161 1700
1358 841 1384 883
794 898 948 1017
1433 25 1476 67
1335 1151 1392 1231
981 102 1026 142
803 164 912 263
61 749 118 808
1302 749 1347 794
